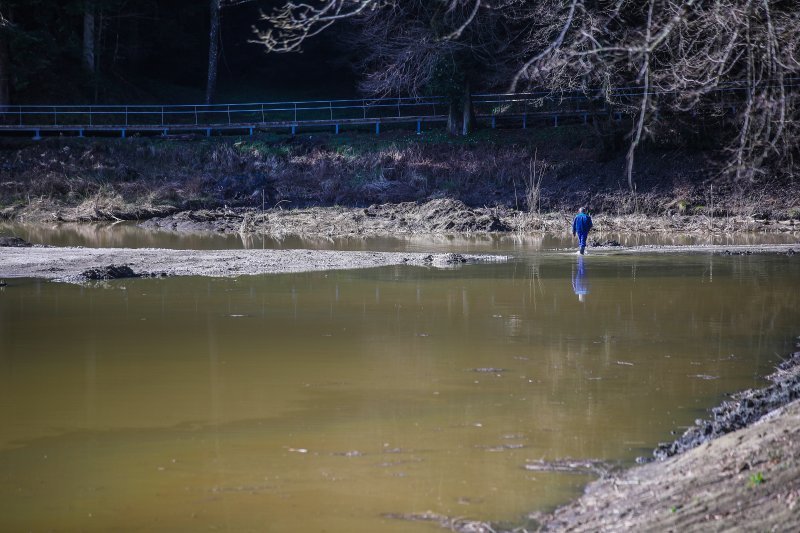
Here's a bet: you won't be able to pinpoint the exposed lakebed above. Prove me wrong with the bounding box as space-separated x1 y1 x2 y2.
0 224 799 532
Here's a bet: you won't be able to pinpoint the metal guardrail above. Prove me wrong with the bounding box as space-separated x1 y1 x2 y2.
2 96 448 129
2 81 780 138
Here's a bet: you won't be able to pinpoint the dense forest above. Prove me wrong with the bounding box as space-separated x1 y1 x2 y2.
1 0 798 186
0 0 355 105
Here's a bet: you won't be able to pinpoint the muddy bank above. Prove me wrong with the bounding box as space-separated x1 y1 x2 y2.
2 132 799 227
0 246 505 283
137 200 800 238
140 199 514 236
652 351 800 461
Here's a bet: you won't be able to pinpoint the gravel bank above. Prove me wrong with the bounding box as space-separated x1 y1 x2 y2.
0 246 506 283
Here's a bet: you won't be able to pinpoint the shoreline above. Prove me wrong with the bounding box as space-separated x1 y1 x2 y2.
0 242 797 284
5 201 799 239
1 242 797 283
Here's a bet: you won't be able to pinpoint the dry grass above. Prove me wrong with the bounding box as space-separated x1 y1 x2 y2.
1 132 799 224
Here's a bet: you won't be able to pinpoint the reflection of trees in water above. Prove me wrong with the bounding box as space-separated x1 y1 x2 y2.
1 222 242 250
242 232 549 253
3 221 793 252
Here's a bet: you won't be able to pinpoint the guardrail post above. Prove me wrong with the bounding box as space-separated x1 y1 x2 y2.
335 124 339 135
161 107 165 126
491 115 496 129
583 113 588 124
249 127 254 136
330 101 333 121
397 98 401 118
553 115 558 127
417 120 421 134
522 114 527 129
291 125 296 136
125 106 129 126
53 106 57 126
261 104 265 123
163 128 168 137
362 100 366 120
227 105 231 124
375 122 380 135
33 129 41 140
89 108 93 126
195 106 199 125
19 107 22 126
294 103 297 122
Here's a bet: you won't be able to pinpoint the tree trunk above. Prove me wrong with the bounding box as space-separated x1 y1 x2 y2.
205 0 220 105
447 101 460 136
0 21 10 111
83 3 96 73
129 14 143 67
461 81 475 136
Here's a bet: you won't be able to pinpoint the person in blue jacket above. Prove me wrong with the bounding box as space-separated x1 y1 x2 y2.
572 207 593 255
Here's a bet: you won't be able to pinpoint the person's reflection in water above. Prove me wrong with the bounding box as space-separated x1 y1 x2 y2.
572 255 589 302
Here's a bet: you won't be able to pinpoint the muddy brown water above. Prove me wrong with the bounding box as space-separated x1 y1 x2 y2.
1 225 799 531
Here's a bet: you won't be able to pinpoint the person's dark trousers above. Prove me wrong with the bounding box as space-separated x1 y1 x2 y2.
578 232 588 254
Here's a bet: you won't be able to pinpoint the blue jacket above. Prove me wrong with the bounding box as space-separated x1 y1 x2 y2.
572 213 593 236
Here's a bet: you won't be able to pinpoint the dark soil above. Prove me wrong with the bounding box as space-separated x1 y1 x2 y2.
0 236 32 247
651 349 800 461
81 264 141 280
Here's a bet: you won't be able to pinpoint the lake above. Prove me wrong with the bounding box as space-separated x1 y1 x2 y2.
1 225 798 531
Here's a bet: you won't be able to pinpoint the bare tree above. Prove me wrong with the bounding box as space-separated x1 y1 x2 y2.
252 1 504 136
83 0 96 74
0 3 10 109
251 0 799 183
205 0 221 104
206 0 257 105
511 0 800 187
251 0 383 54
347 1 507 135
